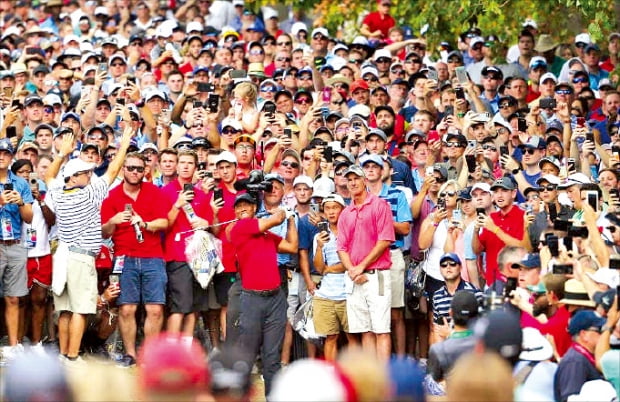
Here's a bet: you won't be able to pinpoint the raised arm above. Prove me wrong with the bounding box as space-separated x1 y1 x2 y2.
102 126 134 185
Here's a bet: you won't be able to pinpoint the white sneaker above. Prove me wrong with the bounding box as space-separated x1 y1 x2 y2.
63 355 87 369
1 344 24 362
31 342 47 356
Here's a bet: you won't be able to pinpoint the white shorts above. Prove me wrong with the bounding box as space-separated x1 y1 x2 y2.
346 269 391 334
390 249 406 308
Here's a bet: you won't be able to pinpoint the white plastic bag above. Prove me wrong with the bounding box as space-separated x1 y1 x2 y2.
293 296 324 342
184 230 224 289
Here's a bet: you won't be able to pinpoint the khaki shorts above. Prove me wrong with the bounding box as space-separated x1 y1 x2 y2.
313 297 348 335
54 251 97 315
346 270 391 334
390 249 406 308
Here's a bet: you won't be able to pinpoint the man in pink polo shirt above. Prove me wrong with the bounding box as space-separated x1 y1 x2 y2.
337 164 395 360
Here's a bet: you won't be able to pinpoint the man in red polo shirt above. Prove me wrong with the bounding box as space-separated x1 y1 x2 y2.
101 152 169 367
337 164 395 360
227 193 298 396
162 150 216 336
473 177 531 286
360 0 396 40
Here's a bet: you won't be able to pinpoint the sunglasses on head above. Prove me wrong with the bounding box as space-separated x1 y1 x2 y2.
440 261 458 267
125 165 145 173
439 191 457 198
281 160 299 168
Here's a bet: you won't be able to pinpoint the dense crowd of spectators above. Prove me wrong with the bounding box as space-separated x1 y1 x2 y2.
0 0 619 401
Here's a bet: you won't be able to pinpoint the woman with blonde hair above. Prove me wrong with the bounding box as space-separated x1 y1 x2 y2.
231 81 260 133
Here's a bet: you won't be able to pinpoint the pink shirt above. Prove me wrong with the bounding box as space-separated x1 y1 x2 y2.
337 192 395 270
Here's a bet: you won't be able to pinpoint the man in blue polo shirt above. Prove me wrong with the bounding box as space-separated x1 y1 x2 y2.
361 153 412 356
0 138 34 360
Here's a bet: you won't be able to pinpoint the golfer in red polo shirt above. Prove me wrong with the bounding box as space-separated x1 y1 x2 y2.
227 193 298 396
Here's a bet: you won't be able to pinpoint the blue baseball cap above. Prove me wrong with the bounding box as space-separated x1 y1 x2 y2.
568 310 606 336
359 153 384 168
60 112 80 123
511 253 541 269
439 253 461 265
0 138 14 154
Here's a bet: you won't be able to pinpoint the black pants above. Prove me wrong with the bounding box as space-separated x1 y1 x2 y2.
238 289 287 396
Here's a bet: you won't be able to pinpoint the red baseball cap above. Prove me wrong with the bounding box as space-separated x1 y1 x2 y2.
138 332 210 394
350 79 369 94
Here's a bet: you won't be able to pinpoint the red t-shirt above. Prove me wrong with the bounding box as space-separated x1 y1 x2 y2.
362 11 395 39
210 184 242 273
161 180 213 262
526 85 540 103
521 304 571 357
229 218 282 291
479 205 525 285
100 182 167 258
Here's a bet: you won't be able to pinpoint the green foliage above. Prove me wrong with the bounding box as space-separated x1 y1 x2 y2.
256 0 618 49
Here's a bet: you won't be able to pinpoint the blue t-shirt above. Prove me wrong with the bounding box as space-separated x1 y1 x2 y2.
298 214 320 275
0 172 34 240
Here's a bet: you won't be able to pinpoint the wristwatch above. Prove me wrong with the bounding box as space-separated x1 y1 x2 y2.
511 168 520 175
601 325 612 333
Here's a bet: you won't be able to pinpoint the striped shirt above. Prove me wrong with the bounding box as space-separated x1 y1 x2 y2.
432 279 484 323
313 232 346 301
378 183 412 249
47 176 109 253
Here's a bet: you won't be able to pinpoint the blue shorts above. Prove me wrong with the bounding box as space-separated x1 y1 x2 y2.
118 257 167 305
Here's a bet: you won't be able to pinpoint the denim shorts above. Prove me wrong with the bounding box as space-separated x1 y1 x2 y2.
118 257 167 305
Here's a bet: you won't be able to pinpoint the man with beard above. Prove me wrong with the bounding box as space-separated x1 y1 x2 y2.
100 152 169 367
373 105 405 155
473 177 530 287
364 128 415 193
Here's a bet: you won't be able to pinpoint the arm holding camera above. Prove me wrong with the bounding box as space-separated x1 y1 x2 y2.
583 203 610 267
419 209 448 250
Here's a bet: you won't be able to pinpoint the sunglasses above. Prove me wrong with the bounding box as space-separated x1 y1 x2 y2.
349 58 362 64
440 261 458 267
88 135 106 141
444 142 464 148
249 50 264 55
43 106 54 113
575 42 587 49
608 226 617 233
261 87 277 92
433 176 447 183
471 45 483 50
295 98 312 104
498 103 513 109
221 128 239 134
363 76 379 82
391 69 405 75
313 35 327 41
482 144 497 151
439 191 457 198
277 41 292 46
572 77 588 84
281 160 299 168
276 57 291 62
539 184 557 192
555 89 572 95
125 165 145 173
335 170 347 176
297 75 312 80
522 148 538 155
446 58 460 63
110 63 125 67
376 58 391 63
